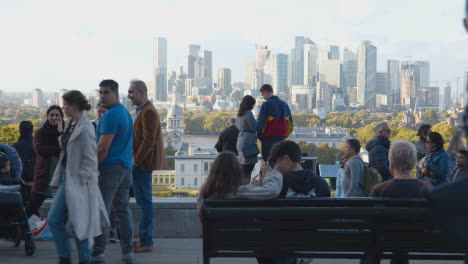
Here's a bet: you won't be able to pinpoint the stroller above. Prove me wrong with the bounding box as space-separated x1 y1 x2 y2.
0 177 35 256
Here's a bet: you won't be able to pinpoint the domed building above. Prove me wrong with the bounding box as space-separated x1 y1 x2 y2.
163 95 184 150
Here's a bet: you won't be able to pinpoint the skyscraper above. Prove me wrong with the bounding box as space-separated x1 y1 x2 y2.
342 48 357 89
32 88 44 108
188 44 200 58
400 60 430 90
317 60 342 87
444 83 452 108
464 72 468 107
264 53 289 97
376 72 389 95
244 61 256 90
304 43 318 86
387 60 401 107
184 55 196 78
217 68 232 96
167 71 177 95
315 82 332 112
153 37 168 102
317 45 340 65
401 68 416 107
198 50 213 88
357 40 377 109
256 45 271 71
290 36 314 86
58 89 68 107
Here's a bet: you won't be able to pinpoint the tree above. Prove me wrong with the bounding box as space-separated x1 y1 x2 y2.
317 144 341 164
165 145 177 170
298 141 317 156
355 122 378 145
0 124 19 144
422 110 439 124
432 123 457 147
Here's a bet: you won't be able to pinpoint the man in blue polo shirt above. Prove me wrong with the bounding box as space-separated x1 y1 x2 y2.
91 79 134 264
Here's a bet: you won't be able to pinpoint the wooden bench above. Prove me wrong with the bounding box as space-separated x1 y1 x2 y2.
201 198 467 264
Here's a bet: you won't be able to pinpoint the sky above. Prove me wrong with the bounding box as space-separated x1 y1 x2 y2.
1 0 468 97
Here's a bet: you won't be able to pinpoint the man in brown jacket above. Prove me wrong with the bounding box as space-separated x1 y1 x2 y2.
128 79 166 253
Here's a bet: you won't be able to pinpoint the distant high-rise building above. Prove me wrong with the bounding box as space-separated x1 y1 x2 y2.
153 37 168 102
444 83 452 108
32 88 44 108
315 82 333 112
304 43 318 86
376 72 389 95
342 48 357 89
91 89 99 97
357 40 377 109
58 89 68 107
244 61 257 90
256 45 271 71
464 72 468 107
419 87 439 107
185 79 194 97
264 53 289 97
168 71 177 95
401 68 416 107
317 60 342 87
317 45 340 65
290 36 314 86
217 68 232 96
250 70 264 96
198 50 213 88
387 60 401 107
184 55 196 78
188 44 200 58
401 60 430 91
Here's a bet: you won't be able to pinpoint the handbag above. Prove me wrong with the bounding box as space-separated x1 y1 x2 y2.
242 143 259 159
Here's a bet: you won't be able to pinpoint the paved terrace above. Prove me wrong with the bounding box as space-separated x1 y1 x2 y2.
0 239 464 264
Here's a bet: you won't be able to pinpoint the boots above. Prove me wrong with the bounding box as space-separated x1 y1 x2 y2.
59 256 71 264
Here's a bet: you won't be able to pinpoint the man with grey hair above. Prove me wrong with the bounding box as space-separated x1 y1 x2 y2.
370 140 432 264
215 117 240 155
127 79 166 253
365 122 392 181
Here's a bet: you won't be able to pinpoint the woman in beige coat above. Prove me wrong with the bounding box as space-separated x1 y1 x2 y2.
48 91 109 264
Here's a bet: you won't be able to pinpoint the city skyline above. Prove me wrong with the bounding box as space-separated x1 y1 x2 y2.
1 0 467 100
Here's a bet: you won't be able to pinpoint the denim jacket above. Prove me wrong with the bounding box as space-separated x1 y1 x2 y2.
421 149 450 186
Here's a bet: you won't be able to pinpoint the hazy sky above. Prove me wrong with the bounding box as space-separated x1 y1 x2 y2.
1 0 467 96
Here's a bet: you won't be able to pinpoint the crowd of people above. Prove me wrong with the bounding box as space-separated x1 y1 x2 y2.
0 80 467 264
0 79 166 264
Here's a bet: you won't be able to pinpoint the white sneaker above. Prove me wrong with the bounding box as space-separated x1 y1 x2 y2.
28 215 47 236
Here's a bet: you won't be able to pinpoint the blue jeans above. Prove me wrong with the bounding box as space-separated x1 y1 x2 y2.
132 165 154 247
48 169 91 262
93 164 133 256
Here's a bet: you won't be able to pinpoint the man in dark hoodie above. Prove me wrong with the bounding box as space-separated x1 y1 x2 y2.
13 121 36 204
268 141 330 199
366 122 392 181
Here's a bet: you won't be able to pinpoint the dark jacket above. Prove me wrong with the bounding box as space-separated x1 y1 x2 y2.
215 125 240 155
420 148 450 186
278 169 330 198
415 138 427 179
12 135 36 183
256 96 293 140
449 167 468 183
32 122 61 193
366 136 391 181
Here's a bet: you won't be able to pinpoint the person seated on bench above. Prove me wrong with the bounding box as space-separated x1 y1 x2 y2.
197 151 283 221
371 140 433 198
266 141 330 198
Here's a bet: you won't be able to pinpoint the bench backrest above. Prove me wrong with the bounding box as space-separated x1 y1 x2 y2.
202 198 465 258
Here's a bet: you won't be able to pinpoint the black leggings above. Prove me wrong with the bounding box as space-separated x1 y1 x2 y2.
242 164 256 183
25 192 47 218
